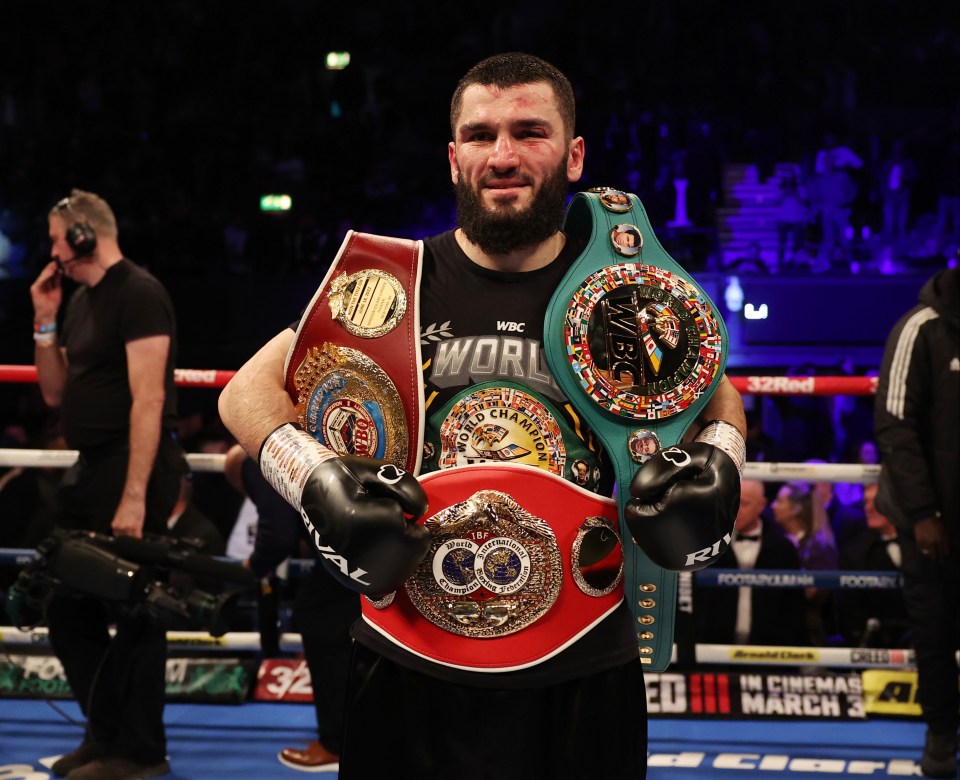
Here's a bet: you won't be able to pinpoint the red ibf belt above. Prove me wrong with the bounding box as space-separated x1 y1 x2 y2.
283 231 425 473
361 463 624 672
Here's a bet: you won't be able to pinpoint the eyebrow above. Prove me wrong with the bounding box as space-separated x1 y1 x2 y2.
458 118 553 135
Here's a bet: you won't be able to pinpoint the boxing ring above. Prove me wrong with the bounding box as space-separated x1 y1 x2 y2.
0 366 933 778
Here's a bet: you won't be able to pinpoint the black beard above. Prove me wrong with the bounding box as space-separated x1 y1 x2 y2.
455 163 569 256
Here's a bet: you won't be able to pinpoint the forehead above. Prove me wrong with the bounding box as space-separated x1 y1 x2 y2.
48 214 67 236
455 82 562 130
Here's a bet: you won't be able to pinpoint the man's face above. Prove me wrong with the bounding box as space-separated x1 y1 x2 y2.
614 231 636 248
449 83 584 254
863 482 889 530
48 215 89 283
634 436 657 455
735 480 766 534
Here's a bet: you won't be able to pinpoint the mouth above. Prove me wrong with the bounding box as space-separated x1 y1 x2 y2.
481 175 531 197
482 182 530 205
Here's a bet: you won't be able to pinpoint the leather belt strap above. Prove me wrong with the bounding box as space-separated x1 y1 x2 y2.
283 231 424 473
544 189 730 671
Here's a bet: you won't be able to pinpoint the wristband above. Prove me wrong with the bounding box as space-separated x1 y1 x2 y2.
34 322 57 334
33 332 57 346
694 420 746 473
258 422 337 511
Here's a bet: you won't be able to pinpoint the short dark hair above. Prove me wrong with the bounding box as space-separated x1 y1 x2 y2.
449 52 576 140
50 189 118 239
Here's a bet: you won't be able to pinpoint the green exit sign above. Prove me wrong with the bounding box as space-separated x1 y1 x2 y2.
260 194 292 212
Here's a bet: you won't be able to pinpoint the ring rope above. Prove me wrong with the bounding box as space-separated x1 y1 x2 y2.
694 568 901 589
0 364 880 395
0 626 303 653
0 625 931 669
0 448 883 484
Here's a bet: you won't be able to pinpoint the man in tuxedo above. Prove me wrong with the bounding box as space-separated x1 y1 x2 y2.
839 482 911 648
694 479 809 646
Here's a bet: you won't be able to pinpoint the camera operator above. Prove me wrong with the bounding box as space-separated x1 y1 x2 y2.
30 190 187 780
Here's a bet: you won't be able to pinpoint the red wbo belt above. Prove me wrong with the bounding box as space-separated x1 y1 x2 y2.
283 231 424 473
360 463 625 672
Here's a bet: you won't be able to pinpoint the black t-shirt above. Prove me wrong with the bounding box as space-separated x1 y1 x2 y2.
350 230 637 687
60 259 178 450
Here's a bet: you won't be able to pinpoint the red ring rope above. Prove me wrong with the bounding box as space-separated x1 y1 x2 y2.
0 365 879 395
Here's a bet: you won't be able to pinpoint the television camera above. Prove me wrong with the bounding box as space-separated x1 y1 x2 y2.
7 529 255 637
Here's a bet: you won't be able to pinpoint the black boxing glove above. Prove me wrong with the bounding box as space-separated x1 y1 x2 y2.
259 423 430 597
623 420 745 571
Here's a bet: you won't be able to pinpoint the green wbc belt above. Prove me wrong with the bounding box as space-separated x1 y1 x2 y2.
544 188 729 672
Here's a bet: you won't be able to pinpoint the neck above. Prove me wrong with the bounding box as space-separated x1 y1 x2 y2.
779 518 802 536
455 229 566 273
737 520 762 536
82 249 124 287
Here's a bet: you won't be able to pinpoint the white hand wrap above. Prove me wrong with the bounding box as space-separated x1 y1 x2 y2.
694 420 746 474
259 423 337 511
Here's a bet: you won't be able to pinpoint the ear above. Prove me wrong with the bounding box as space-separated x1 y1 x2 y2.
448 142 460 185
566 136 585 183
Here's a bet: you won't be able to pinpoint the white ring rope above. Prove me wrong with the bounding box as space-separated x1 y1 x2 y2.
0 449 881 484
0 626 303 653
0 449 227 472
2 627 941 670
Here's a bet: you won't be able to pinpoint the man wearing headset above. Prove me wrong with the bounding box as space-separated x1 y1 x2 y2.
30 189 187 780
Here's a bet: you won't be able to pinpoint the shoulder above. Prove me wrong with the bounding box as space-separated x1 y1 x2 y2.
117 259 169 292
423 230 457 262
115 261 173 309
890 303 938 341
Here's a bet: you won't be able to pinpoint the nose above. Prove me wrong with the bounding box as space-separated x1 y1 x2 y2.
488 134 519 170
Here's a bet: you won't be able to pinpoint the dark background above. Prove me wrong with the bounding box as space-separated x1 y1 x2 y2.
0 0 957 412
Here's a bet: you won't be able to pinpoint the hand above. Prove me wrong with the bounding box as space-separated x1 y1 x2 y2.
623 442 740 571
30 261 63 324
914 515 949 561
260 424 430 598
301 455 430 597
111 495 147 539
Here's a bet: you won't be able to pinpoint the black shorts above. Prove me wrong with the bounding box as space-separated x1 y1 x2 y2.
340 642 648 780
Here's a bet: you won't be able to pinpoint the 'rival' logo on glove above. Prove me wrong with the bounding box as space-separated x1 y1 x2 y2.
299 507 373 586
684 532 732 568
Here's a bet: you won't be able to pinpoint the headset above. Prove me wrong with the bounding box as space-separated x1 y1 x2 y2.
54 196 98 261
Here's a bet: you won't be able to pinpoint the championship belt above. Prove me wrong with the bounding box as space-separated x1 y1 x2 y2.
422 380 600 490
283 231 424 472
544 189 729 672
360 463 624 672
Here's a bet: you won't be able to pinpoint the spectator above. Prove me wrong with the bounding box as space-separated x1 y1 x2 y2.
694 479 808 646
808 154 858 272
775 166 810 272
838 482 911 648
878 139 917 247
772 481 840 646
166 474 226 594
223 444 357 774
814 132 864 175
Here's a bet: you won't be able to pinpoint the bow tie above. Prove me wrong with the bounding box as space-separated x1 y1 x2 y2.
735 534 761 542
